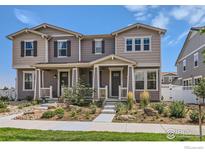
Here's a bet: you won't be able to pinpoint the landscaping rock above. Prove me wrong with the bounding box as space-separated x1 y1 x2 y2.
117 114 136 121
47 103 58 109
23 111 35 115
144 107 158 116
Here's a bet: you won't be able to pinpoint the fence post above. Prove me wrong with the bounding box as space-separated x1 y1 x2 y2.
50 86 52 99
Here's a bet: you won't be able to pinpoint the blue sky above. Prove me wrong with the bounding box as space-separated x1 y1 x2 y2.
0 5 205 88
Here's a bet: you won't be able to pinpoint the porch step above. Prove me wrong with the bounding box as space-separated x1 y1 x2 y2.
102 109 116 114
104 105 115 110
104 101 117 106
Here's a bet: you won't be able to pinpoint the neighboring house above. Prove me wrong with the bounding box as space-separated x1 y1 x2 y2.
7 23 166 101
175 26 205 87
161 72 178 84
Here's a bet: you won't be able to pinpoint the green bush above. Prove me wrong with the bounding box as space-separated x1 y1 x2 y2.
116 102 128 115
0 101 7 109
26 96 33 102
85 111 90 119
140 90 150 108
71 110 76 117
54 108 64 119
153 103 165 114
163 108 170 117
0 96 9 102
90 104 97 114
94 99 103 108
127 92 134 110
18 103 31 109
31 100 40 105
189 110 205 123
169 101 186 118
42 111 55 119
0 108 10 113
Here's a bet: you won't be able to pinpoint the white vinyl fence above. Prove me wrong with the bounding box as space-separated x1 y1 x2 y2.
0 88 16 100
161 84 198 104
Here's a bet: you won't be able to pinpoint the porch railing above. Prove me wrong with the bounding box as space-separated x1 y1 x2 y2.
119 85 127 100
99 85 108 99
40 86 52 99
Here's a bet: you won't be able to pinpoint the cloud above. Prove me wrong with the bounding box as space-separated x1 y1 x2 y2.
124 5 148 12
14 8 41 26
168 30 189 46
170 6 205 25
151 12 169 29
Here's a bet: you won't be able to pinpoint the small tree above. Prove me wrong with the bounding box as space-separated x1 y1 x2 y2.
193 78 205 141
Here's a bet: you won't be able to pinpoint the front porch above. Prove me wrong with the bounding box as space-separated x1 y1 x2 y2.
34 55 136 101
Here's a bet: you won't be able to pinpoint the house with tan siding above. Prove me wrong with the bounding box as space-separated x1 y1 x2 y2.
7 23 166 101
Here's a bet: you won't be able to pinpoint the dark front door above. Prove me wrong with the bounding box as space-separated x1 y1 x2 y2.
60 72 68 95
111 71 121 96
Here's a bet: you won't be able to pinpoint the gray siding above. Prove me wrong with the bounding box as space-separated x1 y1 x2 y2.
81 38 115 62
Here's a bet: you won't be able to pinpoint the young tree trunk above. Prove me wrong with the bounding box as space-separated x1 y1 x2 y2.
199 98 204 141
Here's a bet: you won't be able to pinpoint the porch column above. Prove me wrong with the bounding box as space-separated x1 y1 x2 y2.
72 67 79 87
93 65 99 100
34 69 40 100
127 65 135 99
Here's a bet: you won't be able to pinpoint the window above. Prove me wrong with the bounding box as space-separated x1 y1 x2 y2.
135 69 158 90
95 40 102 54
183 79 192 86
183 59 186 71
143 38 150 51
135 71 144 89
23 72 34 91
135 38 141 51
126 39 132 51
25 41 34 56
194 77 202 85
147 71 157 90
194 52 199 67
58 41 67 57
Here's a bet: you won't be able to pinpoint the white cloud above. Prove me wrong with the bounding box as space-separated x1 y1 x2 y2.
14 8 41 26
170 6 205 25
151 12 169 29
168 30 189 46
124 5 148 12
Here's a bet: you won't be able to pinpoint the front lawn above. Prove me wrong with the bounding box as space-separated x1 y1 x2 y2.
0 128 204 141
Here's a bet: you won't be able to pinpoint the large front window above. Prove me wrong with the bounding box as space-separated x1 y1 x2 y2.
58 41 67 57
135 71 144 90
25 41 34 56
23 72 33 90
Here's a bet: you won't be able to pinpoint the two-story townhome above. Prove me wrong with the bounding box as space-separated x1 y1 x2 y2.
175 26 205 87
161 72 178 85
7 23 166 101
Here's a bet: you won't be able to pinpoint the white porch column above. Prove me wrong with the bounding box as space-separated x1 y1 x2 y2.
93 65 99 100
127 65 135 99
72 67 79 87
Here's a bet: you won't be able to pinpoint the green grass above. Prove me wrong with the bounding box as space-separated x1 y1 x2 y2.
0 128 204 141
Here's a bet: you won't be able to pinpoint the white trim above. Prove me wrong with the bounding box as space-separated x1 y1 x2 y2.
194 75 203 79
178 43 205 62
58 69 71 97
124 36 152 53
51 34 74 37
94 38 103 41
109 67 123 97
16 70 18 100
57 40 68 57
38 69 41 98
45 39 48 62
22 71 34 91
34 70 37 100
42 70 44 87
57 39 68 42
13 65 35 69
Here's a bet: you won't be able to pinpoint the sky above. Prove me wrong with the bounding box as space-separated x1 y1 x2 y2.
0 5 205 88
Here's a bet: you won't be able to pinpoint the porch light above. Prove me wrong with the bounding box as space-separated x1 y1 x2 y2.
53 74 57 79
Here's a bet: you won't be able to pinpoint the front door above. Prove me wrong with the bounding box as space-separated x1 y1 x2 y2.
111 71 121 96
60 72 68 95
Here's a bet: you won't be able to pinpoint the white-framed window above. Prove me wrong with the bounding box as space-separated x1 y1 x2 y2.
126 38 133 51
95 39 103 54
135 69 158 91
143 37 150 51
58 40 67 57
183 59 186 71
194 76 202 85
135 71 144 90
125 36 151 52
194 52 199 67
183 78 192 86
23 71 34 91
25 41 34 56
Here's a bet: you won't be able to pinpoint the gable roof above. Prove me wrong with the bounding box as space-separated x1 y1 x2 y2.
161 72 177 76
111 23 166 35
31 23 82 37
89 54 136 65
7 28 48 40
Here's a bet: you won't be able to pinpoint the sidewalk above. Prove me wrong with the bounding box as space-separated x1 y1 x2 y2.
0 113 205 135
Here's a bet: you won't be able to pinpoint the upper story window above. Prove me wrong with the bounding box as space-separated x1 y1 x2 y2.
125 36 151 52
183 59 186 71
58 40 68 57
25 41 34 56
194 52 199 67
23 71 34 91
92 39 104 54
126 39 133 51
143 38 150 51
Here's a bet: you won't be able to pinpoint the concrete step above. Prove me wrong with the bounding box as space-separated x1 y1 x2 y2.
104 105 115 109
105 102 117 106
102 109 116 114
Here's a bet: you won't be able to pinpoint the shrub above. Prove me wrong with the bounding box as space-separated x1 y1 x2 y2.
26 96 33 102
94 99 103 108
169 101 186 118
54 108 64 118
127 91 134 110
163 108 170 117
153 103 165 114
31 100 40 105
0 108 10 113
116 102 128 115
71 110 76 117
0 101 7 109
0 96 9 102
18 103 31 109
189 110 205 123
42 111 55 119
85 111 90 119
90 104 97 114
140 90 150 108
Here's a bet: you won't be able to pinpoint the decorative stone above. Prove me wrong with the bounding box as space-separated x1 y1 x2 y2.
117 115 136 121
47 103 58 109
144 107 158 116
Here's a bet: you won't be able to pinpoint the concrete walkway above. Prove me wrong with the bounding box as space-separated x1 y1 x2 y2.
0 113 205 136
93 114 115 122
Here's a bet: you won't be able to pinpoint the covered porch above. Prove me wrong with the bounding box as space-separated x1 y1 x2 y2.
33 55 136 101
